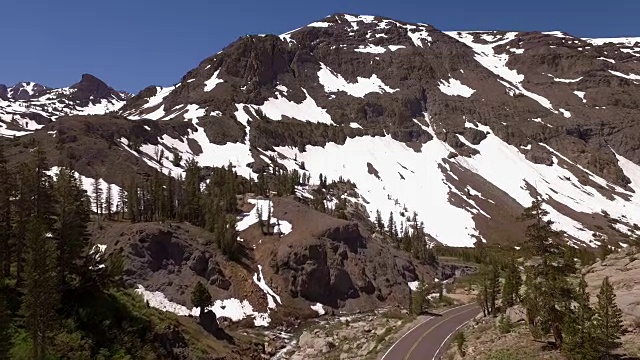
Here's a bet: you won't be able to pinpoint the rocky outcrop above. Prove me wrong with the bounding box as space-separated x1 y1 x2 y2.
273 217 433 310
90 222 234 307
70 73 125 104
583 246 640 326
199 310 220 334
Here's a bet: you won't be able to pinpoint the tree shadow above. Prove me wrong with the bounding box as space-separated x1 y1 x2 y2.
609 355 640 360
210 328 235 345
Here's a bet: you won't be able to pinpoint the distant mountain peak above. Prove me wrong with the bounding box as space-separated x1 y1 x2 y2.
70 73 125 103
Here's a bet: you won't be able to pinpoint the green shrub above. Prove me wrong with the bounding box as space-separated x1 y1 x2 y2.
498 315 514 334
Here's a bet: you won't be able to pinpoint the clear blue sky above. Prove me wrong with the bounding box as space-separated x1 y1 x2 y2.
2 0 639 93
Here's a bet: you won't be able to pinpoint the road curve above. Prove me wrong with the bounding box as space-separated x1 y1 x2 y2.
381 303 480 360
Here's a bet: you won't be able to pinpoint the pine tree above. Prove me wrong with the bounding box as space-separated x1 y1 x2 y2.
387 212 396 239
22 221 60 359
502 257 522 308
117 187 126 219
594 276 623 355
488 262 501 315
191 281 212 317
0 291 10 359
92 178 103 216
266 200 272 235
53 169 91 280
0 147 12 279
256 202 264 234
562 275 599 360
184 158 203 225
127 180 139 223
411 281 427 315
105 183 113 220
519 197 575 346
375 209 384 232
221 215 241 260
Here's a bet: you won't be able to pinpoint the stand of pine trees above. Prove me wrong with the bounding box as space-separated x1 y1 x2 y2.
0 146 140 358
373 209 438 266
474 196 626 359
0 146 254 359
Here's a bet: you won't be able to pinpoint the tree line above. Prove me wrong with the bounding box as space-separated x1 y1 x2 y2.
374 209 438 265
0 146 123 359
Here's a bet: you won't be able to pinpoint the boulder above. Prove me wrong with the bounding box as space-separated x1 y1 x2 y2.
199 310 219 334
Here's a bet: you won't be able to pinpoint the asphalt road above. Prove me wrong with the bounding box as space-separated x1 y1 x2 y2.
381 303 480 360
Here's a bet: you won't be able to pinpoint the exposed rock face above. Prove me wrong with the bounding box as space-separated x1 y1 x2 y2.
3 13 640 249
70 73 126 104
90 222 234 307
273 216 432 310
0 84 8 100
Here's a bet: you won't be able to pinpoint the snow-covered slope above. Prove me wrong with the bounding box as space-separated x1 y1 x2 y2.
5 14 640 249
0 74 128 137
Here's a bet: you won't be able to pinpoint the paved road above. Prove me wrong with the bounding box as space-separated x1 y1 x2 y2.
381 304 480 360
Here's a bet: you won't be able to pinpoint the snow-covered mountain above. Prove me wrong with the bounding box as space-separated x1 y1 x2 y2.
0 74 129 137
3 14 640 249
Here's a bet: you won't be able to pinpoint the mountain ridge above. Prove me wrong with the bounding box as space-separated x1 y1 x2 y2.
2 13 640 249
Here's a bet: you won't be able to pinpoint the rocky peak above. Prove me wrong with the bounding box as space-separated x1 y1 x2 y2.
0 84 7 100
0 81 49 101
70 73 125 104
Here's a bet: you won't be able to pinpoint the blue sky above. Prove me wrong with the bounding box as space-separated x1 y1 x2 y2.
2 0 639 92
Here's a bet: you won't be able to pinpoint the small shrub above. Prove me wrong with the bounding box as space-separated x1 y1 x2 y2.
453 331 466 357
498 315 514 334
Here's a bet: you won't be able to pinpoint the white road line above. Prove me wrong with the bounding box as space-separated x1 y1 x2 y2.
380 304 473 360
431 313 478 360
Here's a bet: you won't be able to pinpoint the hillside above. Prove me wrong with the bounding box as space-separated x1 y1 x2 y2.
1 14 640 251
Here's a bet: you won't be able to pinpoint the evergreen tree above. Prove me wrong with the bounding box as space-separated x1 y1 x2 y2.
502 256 522 308
117 187 126 220
487 262 501 315
0 147 11 279
411 281 427 315
22 221 60 359
594 276 624 355
256 203 264 234
0 291 10 359
92 178 103 216
375 209 384 232
191 281 212 317
53 169 91 280
519 197 575 346
387 212 396 239
220 215 241 261
184 158 203 225
127 180 139 223
266 200 272 235
562 275 599 360
105 183 113 220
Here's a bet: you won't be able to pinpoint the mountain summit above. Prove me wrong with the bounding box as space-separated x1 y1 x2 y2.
2 13 640 249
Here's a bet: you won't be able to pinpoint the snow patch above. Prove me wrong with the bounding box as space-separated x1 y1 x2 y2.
438 78 475 97
317 63 398 97
574 91 586 102
310 303 326 316
134 285 273 327
237 198 293 235
204 69 224 92
259 88 333 124
253 265 281 309
609 70 640 81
